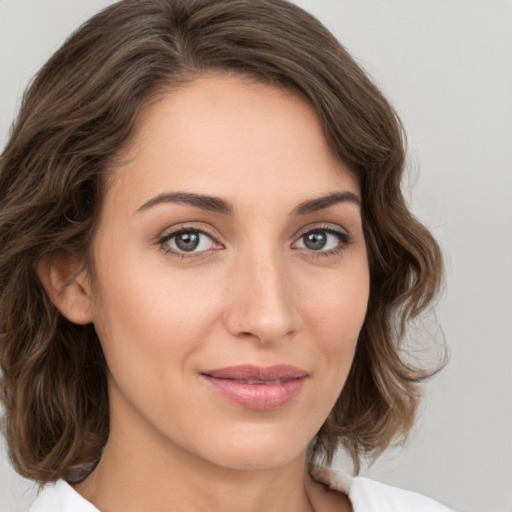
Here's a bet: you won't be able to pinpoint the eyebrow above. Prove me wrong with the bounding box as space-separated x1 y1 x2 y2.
292 191 361 215
135 190 361 215
136 192 234 215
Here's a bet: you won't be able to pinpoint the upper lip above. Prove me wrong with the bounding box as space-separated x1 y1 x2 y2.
201 364 308 381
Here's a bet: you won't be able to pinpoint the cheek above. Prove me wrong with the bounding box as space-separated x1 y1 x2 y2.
89 265 223 434
292 272 368 435
89 249 224 383
300 261 369 405
306 267 369 346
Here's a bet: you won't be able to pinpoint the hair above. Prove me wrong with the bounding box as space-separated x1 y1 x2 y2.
0 0 444 484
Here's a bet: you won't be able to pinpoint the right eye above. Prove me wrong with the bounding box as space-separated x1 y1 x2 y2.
158 228 221 256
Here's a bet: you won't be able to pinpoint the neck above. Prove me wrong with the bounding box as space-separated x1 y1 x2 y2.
75 446 313 512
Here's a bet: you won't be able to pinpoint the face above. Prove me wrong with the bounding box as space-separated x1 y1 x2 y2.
87 74 369 471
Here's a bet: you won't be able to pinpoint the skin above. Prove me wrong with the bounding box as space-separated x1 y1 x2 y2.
51 74 369 511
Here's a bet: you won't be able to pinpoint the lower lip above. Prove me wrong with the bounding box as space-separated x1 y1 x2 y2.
201 375 306 411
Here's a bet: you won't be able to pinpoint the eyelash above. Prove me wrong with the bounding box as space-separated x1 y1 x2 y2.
156 224 352 260
157 226 219 259
293 225 352 259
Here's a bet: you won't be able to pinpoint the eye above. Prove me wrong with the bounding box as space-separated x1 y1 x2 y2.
293 227 351 255
158 228 220 255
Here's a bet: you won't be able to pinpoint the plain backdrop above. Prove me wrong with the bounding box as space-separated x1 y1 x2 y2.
1 1 511 511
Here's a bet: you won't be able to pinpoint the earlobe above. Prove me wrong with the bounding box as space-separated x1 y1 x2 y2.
36 253 94 325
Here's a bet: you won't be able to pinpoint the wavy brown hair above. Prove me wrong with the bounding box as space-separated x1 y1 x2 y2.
0 0 444 484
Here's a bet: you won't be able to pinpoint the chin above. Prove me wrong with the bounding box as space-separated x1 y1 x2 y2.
192 423 311 471
210 448 306 472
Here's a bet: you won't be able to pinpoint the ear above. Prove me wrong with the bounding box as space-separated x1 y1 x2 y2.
36 253 93 325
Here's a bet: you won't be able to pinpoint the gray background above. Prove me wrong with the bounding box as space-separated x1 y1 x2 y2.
1 1 511 511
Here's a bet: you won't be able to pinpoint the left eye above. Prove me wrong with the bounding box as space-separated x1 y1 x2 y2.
294 229 346 251
160 229 217 253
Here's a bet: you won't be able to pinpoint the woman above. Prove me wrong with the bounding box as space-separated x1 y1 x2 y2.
0 0 452 510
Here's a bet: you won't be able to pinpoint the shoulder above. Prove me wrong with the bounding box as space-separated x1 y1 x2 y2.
349 476 454 512
309 465 455 512
28 480 99 512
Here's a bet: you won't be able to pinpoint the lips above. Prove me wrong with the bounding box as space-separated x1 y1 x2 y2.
200 364 308 411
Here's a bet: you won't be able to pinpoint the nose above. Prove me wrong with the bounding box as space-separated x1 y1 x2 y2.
224 247 297 345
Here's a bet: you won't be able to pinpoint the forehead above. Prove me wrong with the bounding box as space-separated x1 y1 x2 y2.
105 74 359 213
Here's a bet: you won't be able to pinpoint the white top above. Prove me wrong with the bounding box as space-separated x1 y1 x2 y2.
28 466 454 512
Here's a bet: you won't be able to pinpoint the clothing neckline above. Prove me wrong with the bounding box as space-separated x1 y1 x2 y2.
308 464 354 495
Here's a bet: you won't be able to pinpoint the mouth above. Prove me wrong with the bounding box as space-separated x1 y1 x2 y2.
200 364 308 411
